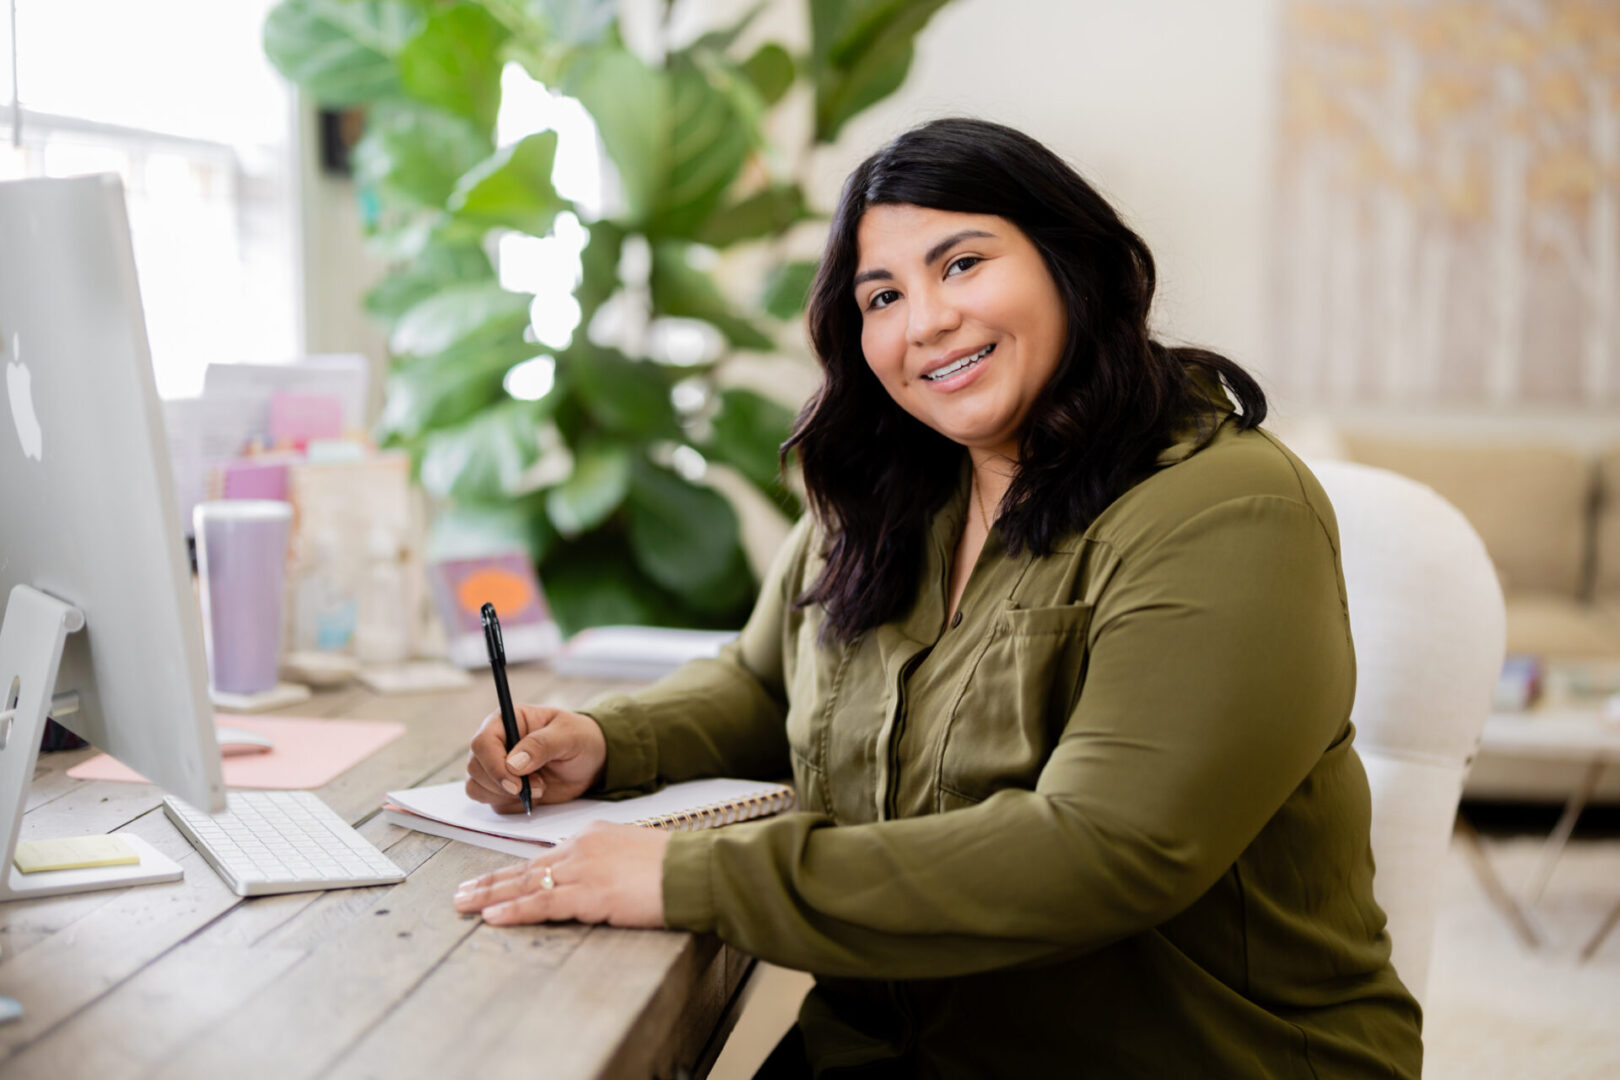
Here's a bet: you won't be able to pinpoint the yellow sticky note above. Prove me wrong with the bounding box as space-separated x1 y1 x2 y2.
13 835 139 873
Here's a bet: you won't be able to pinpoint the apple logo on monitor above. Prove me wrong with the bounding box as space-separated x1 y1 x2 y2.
6 331 43 462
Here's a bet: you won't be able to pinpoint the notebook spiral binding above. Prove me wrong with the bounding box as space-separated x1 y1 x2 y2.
631 786 796 831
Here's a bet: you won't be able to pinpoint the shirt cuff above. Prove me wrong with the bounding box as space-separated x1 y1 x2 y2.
578 693 659 794
662 830 717 932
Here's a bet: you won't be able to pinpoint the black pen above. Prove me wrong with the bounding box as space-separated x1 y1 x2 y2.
480 602 531 816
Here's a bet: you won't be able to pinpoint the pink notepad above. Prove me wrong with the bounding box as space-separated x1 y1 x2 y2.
68 716 406 790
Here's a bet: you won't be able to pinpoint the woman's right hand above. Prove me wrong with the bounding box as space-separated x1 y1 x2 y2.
465 705 608 813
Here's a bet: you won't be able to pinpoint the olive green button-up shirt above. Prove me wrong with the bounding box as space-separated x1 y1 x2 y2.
583 394 1422 1078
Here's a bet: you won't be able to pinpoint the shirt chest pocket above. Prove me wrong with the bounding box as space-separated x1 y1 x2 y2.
784 626 859 816
936 601 1096 813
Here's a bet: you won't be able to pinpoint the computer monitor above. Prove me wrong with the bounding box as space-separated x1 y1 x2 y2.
0 174 225 900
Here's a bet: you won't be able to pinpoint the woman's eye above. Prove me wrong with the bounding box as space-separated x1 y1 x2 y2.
866 289 900 311
945 255 981 277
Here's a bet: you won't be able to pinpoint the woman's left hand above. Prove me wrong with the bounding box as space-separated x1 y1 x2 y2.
452 821 670 927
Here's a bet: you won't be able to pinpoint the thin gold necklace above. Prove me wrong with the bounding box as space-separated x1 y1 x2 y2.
972 475 992 533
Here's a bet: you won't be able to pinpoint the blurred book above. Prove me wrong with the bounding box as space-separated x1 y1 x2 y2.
427 552 559 668
269 391 344 451
551 625 736 682
203 354 369 436
1493 654 1543 712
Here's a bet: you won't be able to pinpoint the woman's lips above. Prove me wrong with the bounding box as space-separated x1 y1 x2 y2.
922 343 995 390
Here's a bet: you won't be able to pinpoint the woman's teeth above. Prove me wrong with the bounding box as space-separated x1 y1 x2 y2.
924 344 994 381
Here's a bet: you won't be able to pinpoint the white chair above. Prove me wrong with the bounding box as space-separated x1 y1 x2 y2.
1308 459 1506 1005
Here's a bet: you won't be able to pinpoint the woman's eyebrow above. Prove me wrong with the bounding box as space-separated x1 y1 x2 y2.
923 229 994 267
853 229 997 289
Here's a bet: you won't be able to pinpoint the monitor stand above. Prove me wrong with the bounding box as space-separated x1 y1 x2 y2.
0 584 183 901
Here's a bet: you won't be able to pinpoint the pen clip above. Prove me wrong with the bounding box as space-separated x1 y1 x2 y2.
480 602 506 665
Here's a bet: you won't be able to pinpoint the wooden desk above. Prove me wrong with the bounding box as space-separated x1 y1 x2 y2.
0 667 753 1080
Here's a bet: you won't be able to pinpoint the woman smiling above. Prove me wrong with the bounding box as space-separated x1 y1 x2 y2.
454 119 1423 1078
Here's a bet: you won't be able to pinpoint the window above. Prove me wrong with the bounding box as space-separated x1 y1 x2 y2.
1 0 299 398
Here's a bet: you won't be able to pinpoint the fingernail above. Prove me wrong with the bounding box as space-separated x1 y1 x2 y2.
501 779 519 795
507 751 532 773
457 879 480 891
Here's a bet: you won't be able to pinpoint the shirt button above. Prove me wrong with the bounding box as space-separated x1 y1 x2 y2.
950 610 963 628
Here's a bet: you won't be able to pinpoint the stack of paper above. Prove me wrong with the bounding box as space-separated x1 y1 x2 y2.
550 625 737 682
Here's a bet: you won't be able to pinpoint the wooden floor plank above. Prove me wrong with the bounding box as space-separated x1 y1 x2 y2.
24 746 99 811
252 830 457 955
1 944 306 1080
0 830 240 1059
331 926 698 1080
324 919 592 1080
154 839 508 1080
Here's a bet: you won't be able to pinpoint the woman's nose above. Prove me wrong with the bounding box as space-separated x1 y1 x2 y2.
907 285 961 345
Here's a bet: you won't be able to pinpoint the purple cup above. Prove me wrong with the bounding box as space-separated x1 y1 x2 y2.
193 500 293 695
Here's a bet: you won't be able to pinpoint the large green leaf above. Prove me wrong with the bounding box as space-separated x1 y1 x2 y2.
649 242 774 351
448 131 565 237
809 0 953 143
353 105 493 208
263 0 421 105
740 43 794 106
540 538 687 635
703 387 798 512
418 400 544 501
365 241 495 324
575 219 625 324
650 62 752 237
692 184 809 248
626 460 751 611
569 346 680 438
426 493 556 564
566 47 667 225
376 337 540 442
363 208 474 260
398 3 509 132
545 439 631 537
760 259 819 321
390 281 534 357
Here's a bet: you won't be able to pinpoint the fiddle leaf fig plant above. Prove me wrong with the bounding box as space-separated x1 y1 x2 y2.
264 0 952 634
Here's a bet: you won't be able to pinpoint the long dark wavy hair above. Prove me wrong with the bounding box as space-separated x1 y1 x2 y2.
783 118 1267 643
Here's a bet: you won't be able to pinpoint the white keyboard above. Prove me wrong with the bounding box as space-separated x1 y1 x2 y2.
163 790 405 897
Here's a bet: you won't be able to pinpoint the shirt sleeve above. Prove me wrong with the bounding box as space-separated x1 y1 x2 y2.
579 517 814 793
660 495 1357 979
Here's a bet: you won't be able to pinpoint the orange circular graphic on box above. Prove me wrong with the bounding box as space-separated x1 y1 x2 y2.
457 569 535 615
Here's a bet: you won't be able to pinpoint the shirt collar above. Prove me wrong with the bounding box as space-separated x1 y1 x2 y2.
1153 364 1237 466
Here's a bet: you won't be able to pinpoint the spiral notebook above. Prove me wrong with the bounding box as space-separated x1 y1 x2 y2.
382 778 795 856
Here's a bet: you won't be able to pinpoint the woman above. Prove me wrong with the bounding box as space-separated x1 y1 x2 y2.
453 118 1423 1078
